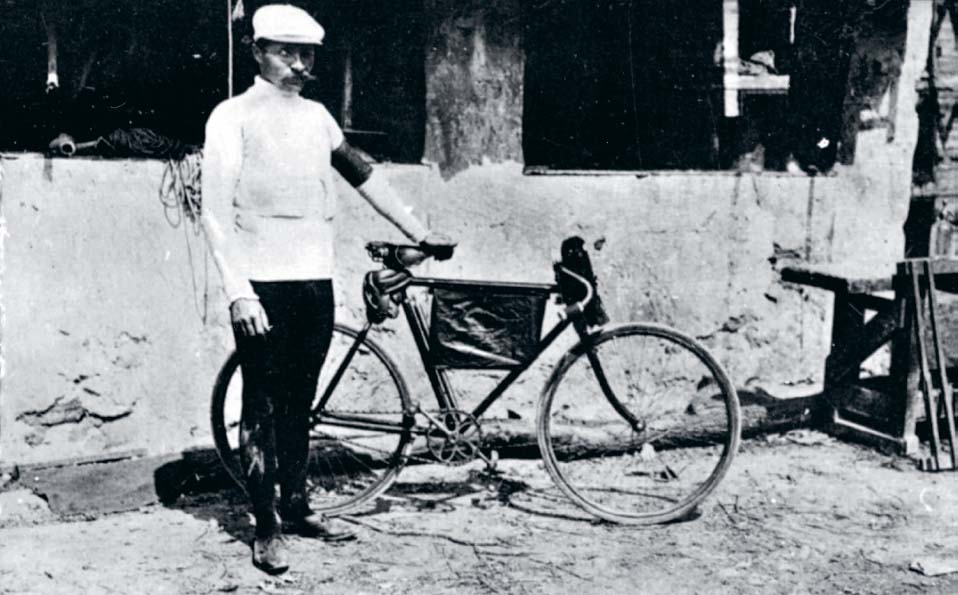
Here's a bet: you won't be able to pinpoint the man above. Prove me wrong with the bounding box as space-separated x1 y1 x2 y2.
200 4 454 574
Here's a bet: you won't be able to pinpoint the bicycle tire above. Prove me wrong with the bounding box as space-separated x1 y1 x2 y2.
536 322 740 524
210 323 413 516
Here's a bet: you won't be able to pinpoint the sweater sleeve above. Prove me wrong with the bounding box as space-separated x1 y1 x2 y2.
200 103 258 303
354 170 429 243
322 107 429 242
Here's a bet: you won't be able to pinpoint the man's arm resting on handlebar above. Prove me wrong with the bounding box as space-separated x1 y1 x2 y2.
333 141 456 254
356 171 428 242
333 141 427 242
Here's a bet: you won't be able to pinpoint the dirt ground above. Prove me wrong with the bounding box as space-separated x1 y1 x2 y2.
2 430 958 595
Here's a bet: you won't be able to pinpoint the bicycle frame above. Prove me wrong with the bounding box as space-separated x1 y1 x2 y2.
214 242 741 524
311 275 580 436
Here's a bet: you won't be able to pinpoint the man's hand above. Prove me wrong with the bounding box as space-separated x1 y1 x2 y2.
231 298 271 337
420 232 457 261
941 202 958 226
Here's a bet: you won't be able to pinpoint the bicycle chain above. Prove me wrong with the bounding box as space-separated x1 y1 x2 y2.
311 406 532 469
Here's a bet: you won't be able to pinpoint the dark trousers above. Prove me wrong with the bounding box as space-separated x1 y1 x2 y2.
233 280 334 537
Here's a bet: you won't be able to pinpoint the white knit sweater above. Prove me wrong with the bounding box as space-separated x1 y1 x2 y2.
200 76 427 302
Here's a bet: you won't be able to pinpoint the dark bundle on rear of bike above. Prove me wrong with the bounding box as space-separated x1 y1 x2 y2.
556 236 609 327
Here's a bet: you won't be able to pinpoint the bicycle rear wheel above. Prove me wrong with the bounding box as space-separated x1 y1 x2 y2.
211 323 413 516
536 322 740 524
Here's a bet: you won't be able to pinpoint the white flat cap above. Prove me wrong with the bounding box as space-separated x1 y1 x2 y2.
253 4 325 45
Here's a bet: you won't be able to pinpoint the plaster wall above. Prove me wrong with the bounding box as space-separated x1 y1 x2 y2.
423 0 524 175
0 155 911 465
0 2 931 466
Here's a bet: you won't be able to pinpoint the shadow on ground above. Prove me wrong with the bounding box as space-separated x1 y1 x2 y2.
159 456 625 548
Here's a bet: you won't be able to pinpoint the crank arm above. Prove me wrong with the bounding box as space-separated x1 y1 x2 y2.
417 406 454 438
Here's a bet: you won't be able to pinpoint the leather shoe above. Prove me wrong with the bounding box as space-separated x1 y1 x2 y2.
252 534 289 575
284 513 357 542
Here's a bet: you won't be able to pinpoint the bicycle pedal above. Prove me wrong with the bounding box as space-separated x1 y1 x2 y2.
478 449 500 472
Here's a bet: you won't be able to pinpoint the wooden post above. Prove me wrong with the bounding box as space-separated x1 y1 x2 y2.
893 268 922 453
722 0 740 117
924 259 958 469
342 46 354 130
41 7 58 92
910 260 944 469
227 0 234 98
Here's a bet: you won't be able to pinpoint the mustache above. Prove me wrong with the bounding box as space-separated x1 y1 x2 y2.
289 71 316 82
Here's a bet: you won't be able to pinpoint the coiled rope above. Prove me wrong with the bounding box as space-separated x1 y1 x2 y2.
159 151 209 323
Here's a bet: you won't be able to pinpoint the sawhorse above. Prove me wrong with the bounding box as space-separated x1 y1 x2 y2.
781 260 958 463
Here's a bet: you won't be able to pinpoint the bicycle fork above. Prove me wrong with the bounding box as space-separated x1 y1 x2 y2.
584 346 647 435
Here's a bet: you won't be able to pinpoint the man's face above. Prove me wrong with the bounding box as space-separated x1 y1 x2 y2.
253 41 316 93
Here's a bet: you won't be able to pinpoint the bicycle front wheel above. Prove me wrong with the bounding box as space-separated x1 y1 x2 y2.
536 322 740 524
211 323 413 516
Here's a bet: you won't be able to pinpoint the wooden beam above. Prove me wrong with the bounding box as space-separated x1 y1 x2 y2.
825 304 902 385
432 398 815 459
723 74 790 92
780 264 894 294
151 396 818 503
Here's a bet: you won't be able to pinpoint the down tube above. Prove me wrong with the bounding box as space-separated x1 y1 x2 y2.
470 318 574 420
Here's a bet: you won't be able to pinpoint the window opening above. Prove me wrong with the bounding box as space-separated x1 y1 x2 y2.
522 0 894 174
0 0 426 163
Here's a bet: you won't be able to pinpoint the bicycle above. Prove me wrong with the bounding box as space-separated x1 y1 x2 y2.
211 237 741 525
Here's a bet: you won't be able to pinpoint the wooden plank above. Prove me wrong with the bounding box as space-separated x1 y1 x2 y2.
826 288 865 386
898 259 958 296
849 292 895 313
780 264 893 293
723 73 790 92
13 448 149 472
30 454 180 517
828 413 912 454
467 399 814 458
825 306 902 385
924 259 958 469
899 258 958 277
910 261 944 470
827 381 902 434
896 283 925 455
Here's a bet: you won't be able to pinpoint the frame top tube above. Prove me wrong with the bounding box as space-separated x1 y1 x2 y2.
409 276 557 294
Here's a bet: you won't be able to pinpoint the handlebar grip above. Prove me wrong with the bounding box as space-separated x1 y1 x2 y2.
394 246 430 268
420 242 454 261
366 241 454 269
366 242 430 270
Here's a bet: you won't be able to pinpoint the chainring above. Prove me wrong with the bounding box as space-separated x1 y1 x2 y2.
424 409 483 465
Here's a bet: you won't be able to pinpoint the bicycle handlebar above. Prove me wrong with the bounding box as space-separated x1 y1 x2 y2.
555 265 595 319
366 241 596 323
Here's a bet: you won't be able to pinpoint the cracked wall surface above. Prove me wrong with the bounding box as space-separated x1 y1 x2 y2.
0 3 929 466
